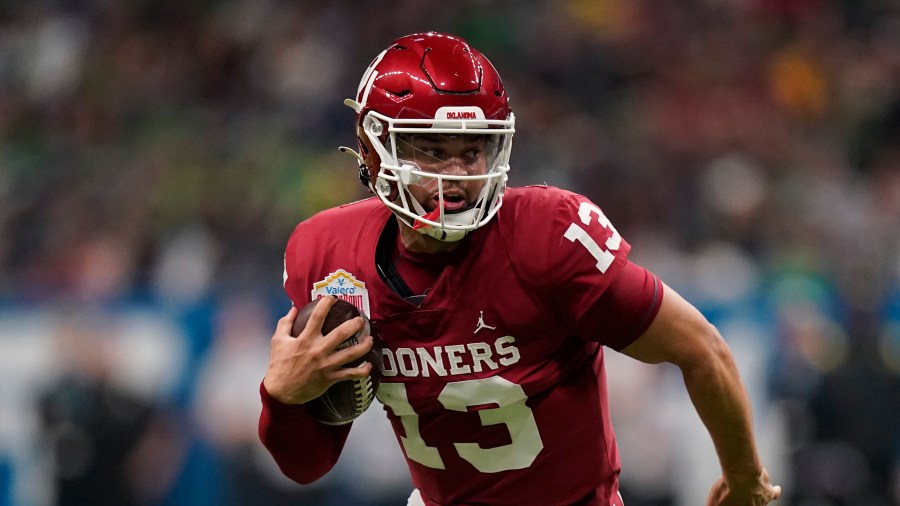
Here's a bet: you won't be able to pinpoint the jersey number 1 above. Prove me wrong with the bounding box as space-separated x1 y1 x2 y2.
564 201 622 273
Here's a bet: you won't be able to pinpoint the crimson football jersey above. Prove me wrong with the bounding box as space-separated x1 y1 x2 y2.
260 186 663 506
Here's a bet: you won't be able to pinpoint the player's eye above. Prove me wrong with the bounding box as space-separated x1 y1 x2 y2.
420 148 443 160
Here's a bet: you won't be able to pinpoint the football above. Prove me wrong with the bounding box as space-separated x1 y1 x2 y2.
292 298 381 425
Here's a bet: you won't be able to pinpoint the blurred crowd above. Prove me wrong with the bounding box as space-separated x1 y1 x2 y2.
1 0 899 505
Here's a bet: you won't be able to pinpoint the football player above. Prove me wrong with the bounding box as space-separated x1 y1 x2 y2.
260 32 782 506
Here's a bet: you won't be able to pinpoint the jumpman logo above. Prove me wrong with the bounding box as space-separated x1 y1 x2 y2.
473 311 496 334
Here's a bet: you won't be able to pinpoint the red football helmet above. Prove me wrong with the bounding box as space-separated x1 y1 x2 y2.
341 32 515 242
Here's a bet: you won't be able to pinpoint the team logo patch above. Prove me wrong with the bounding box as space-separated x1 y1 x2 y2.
311 269 371 316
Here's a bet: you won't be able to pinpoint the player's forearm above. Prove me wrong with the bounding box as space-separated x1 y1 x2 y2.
679 333 763 484
258 381 350 484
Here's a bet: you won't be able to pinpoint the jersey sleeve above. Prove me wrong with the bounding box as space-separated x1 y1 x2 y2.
578 259 664 350
546 192 663 348
258 220 352 484
258 382 351 484
504 187 662 348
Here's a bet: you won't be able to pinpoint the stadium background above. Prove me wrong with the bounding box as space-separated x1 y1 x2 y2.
1 0 899 504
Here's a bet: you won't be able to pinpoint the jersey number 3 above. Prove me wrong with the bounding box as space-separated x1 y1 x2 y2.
564 201 622 273
378 377 544 473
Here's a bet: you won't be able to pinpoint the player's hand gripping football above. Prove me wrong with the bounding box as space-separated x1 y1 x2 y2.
706 468 782 505
263 296 374 405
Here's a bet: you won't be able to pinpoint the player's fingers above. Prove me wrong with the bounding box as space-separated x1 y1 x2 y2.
772 485 782 499
326 335 374 368
321 316 367 350
271 307 299 345
275 306 299 335
305 295 339 337
328 360 373 382
704 478 726 506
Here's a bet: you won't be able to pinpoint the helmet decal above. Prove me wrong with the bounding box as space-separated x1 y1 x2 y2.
357 49 387 111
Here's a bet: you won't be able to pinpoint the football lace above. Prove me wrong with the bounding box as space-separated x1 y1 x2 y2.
352 376 375 414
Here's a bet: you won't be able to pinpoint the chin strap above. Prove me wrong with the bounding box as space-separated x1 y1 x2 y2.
406 181 494 242
410 207 477 242
411 208 448 240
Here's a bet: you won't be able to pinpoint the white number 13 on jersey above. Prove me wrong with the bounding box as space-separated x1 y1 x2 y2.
378 377 543 473
564 201 622 273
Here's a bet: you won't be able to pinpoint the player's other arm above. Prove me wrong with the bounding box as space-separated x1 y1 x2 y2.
620 282 782 505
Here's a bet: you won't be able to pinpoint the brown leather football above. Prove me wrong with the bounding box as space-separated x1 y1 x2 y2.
292 298 380 425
